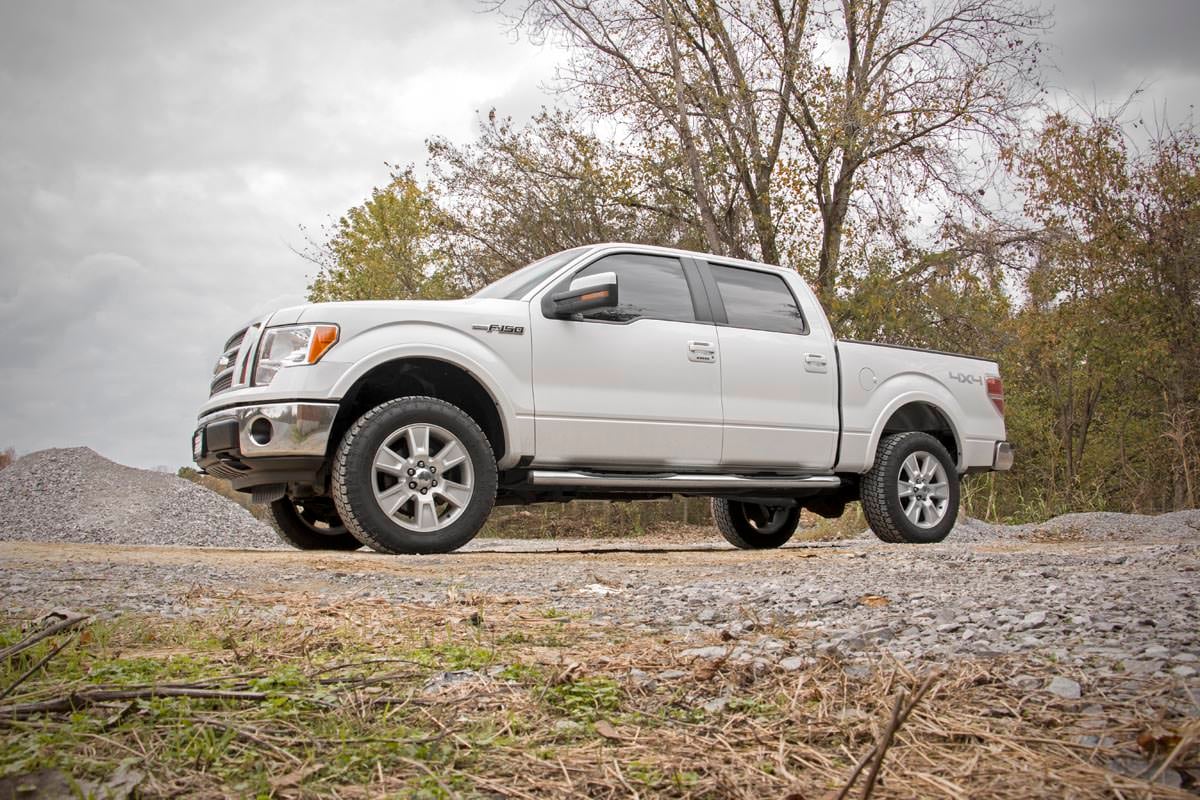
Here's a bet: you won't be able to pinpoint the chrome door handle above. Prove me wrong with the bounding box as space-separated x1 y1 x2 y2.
687 340 716 363
804 352 828 373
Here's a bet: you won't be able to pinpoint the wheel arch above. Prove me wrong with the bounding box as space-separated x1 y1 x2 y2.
328 356 510 468
866 395 964 472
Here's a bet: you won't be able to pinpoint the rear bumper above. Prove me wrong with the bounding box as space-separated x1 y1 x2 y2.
193 402 337 490
993 441 1014 471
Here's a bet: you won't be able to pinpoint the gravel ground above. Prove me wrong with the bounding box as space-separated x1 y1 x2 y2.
0 447 279 548
2 512 1197 683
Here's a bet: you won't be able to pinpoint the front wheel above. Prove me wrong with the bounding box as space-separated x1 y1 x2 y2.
860 431 959 543
332 396 497 554
711 498 801 549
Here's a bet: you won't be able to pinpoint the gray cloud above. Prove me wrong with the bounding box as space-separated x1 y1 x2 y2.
0 0 558 469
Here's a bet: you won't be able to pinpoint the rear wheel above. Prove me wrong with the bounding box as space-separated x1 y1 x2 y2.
860 431 959 543
269 496 362 550
711 498 801 549
332 396 497 554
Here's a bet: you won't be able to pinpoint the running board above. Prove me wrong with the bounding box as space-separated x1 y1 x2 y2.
526 470 840 491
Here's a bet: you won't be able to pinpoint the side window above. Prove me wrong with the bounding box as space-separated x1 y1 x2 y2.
710 264 806 335
573 253 696 323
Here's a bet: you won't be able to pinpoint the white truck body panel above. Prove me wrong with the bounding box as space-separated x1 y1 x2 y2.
195 242 1008 482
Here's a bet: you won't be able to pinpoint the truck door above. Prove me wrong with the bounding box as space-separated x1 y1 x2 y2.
529 251 723 467
701 262 839 470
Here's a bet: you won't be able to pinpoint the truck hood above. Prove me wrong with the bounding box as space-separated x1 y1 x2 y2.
266 298 492 327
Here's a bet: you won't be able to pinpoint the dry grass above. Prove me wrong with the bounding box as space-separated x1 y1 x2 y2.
1 595 1196 799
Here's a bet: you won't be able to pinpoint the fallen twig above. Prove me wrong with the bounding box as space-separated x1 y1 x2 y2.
829 670 941 800
0 611 89 661
0 687 268 719
0 634 76 700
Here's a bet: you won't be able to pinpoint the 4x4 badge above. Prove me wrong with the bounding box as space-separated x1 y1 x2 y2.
472 324 525 335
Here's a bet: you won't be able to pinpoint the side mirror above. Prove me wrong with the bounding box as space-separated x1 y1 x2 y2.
548 271 618 317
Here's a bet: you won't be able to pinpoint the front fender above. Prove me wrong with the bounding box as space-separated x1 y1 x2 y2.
327 321 534 464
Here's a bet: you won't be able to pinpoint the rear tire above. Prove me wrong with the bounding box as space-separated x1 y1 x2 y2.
332 396 497 554
711 498 801 549
861 431 959 544
269 497 362 551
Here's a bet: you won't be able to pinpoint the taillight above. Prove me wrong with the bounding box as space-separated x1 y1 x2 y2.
986 376 1005 416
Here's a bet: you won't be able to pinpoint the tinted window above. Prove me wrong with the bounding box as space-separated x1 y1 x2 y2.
710 264 806 334
573 253 696 323
473 247 591 300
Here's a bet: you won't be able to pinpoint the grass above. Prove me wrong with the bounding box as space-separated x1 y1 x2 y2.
1 599 1197 799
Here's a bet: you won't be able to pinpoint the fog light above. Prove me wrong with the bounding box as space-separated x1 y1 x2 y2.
248 417 273 446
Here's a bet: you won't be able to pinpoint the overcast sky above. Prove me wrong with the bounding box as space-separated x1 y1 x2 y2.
1 0 1197 470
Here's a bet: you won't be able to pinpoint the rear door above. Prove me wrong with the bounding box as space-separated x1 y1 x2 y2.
701 262 839 470
529 251 723 467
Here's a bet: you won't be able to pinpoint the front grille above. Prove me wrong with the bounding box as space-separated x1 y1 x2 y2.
209 324 253 397
210 372 233 395
224 327 248 353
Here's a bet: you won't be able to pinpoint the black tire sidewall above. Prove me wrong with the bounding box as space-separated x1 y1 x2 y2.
872 433 959 544
269 497 362 551
712 498 800 549
334 397 497 554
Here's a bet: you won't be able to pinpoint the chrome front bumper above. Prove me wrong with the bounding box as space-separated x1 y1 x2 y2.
993 441 1014 471
194 402 339 461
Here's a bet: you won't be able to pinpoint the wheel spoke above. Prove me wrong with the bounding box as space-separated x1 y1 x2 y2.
376 483 412 516
436 480 471 508
415 497 439 531
434 439 467 471
405 425 431 458
374 446 408 478
902 454 921 482
904 498 922 524
897 480 915 499
929 481 950 500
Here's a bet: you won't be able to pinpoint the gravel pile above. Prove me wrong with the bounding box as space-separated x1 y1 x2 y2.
0 447 280 548
863 509 1200 543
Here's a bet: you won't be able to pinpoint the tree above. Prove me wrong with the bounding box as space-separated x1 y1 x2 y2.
303 170 456 302
0 447 15 471
428 108 708 288
1002 110 1200 512
490 0 1045 299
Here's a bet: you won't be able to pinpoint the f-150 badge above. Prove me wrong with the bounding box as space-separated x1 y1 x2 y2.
472 324 525 335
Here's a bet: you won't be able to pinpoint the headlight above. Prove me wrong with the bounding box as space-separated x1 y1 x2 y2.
254 324 339 386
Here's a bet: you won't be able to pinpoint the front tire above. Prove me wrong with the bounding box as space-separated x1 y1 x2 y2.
860 432 959 544
711 499 801 549
269 497 362 551
332 396 497 554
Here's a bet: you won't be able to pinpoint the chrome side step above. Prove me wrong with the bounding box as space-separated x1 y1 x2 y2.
526 470 840 491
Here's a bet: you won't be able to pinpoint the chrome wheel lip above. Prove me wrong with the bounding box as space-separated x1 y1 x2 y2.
897 450 950 530
370 423 474 533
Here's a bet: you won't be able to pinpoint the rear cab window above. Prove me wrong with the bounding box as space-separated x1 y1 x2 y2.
709 263 807 335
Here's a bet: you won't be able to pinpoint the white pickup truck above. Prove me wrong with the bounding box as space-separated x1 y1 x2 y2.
194 243 1012 553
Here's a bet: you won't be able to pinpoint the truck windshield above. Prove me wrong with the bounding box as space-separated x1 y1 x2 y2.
472 247 591 300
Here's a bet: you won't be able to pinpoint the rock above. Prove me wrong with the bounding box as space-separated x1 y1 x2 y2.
698 608 717 623
1045 676 1082 700
1143 644 1170 659
1171 665 1197 678
936 623 962 634
1016 611 1048 631
680 645 728 660
702 696 730 713
657 669 688 680
779 656 809 672
813 591 845 607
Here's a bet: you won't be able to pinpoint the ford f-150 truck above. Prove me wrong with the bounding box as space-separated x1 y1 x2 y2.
193 243 1012 553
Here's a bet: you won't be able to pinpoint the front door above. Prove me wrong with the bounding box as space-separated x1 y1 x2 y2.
529 251 723 468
